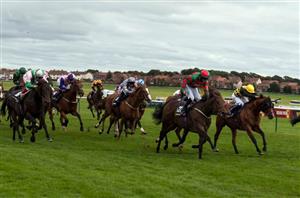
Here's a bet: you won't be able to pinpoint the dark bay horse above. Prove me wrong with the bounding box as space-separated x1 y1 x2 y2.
51 80 84 131
153 88 225 159
1 79 53 142
291 115 300 126
96 85 151 138
87 85 105 120
213 95 274 155
1 91 24 142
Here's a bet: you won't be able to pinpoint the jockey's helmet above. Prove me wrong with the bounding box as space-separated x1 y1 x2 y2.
127 77 136 83
137 79 145 86
200 70 210 80
36 69 44 78
67 73 75 81
242 84 255 94
19 67 27 74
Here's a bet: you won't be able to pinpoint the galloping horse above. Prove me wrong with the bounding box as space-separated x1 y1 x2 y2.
51 80 84 131
213 95 274 155
1 79 53 142
153 88 225 159
96 85 151 138
87 85 105 120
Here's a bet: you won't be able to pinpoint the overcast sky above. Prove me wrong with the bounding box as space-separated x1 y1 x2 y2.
1 1 299 78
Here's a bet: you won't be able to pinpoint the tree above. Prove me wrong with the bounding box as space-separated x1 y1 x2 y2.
86 69 98 74
283 85 292 94
147 69 161 76
268 82 280 92
106 70 112 81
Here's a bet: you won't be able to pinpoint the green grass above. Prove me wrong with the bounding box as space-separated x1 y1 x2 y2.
0 82 300 197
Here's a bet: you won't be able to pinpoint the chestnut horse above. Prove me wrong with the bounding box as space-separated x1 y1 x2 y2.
87 85 105 120
153 88 225 159
213 95 274 155
51 80 84 131
96 85 151 138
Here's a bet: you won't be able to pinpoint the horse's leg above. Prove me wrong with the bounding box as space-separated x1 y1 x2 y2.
198 132 208 159
95 111 108 128
173 128 189 147
156 123 175 153
72 111 84 132
60 111 67 129
163 134 169 150
118 119 124 138
245 127 262 155
231 129 239 154
48 108 56 131
90 105 95 118
106 116 114 135
137 120 146 135
130 119 137 135
213 116 226 152
40 115 52 142
253 126 267 152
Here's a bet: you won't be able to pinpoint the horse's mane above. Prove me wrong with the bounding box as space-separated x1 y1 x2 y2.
243 94 266 108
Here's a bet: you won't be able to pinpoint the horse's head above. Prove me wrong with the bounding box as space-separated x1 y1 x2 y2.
36 79 52 105
71 80 84 97
256 95 274 119
206 88 226 115
134 85 152 103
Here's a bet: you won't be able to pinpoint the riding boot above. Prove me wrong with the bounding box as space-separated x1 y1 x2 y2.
113 92 126 107
228 104 242 117
180 98 192 116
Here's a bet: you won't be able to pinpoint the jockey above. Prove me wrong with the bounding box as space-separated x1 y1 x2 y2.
53 73 76 102
112 77 136 107
228 84 257 117
180 70 210 116
91 79 103 92
136 79 145 86
13 67 27 87
22 69 48 94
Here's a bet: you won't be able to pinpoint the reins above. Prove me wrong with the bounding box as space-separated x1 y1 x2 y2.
62 97 78 104
193 107 211 120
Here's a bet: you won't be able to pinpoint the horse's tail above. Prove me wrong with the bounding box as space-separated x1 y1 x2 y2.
152 103 165 125
1 96 7 116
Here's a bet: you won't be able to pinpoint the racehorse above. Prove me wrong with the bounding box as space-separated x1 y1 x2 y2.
1 79 53 142
96 85 151 138
291 115 300 126
213 95 274 155
87 85 105 120
153 88 226 159
51 80 84 131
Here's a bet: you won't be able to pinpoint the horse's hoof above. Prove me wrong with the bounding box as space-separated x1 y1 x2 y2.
52 127 56 131
259 152 264 155
48 138 53 142
141 132 147 135
192 145 199 149
178 144 184 150
30 136 35 143
172 143 179 147
155 138 160 143
213 148 219 152
95 124 99 128
19 139 24 143
80 127 84 132
263 147 267 152
114 134 118 138
163 145 168 150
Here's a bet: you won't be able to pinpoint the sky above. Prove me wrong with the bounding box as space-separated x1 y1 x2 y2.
1 0 299 78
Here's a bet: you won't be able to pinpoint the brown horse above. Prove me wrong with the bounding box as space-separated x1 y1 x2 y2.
153 88 225 159
51 80 84 131
96 85 151 138
291 115 300 126
87 85 105 120
213 95 274 155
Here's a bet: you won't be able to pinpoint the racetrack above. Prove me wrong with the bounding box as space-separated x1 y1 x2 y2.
0 83 299 197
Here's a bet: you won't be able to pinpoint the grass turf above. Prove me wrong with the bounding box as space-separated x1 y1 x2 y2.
0 83 299 197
